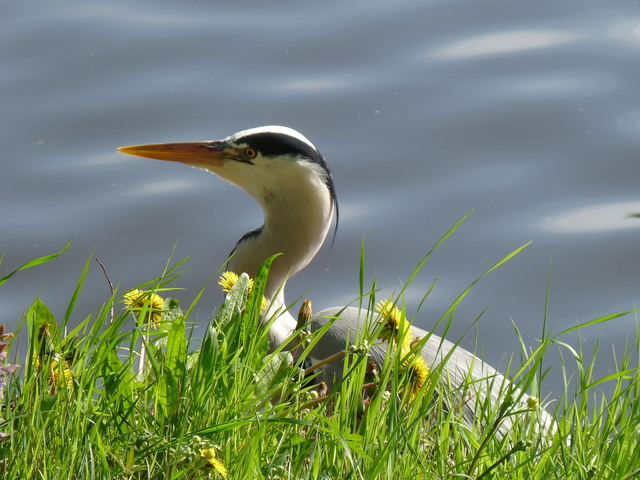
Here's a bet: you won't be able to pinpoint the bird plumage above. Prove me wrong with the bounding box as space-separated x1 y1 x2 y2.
118 125 554 436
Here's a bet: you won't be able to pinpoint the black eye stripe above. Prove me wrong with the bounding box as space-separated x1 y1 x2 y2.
232 130 339 245
238 132 317 158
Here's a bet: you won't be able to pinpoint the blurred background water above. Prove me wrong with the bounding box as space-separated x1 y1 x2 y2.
2 0 640 400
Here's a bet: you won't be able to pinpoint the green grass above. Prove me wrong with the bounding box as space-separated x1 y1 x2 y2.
1 241 639 479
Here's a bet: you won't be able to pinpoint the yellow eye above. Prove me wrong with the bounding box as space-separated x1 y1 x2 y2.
245 148 257 159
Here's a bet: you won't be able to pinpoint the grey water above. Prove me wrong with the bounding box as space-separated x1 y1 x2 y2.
2 0 640 402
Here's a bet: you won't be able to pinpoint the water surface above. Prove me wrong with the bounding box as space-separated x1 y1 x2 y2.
2 0 640 398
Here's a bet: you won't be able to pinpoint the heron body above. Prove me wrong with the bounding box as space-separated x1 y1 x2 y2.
118 126 553 434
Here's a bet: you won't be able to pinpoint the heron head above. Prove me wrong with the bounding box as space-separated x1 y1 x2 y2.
120 126 333 200
118 125 339 244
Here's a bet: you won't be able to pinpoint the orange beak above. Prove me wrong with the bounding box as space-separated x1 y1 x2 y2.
117 141 227 168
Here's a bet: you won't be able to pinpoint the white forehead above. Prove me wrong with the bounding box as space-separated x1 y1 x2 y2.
226 125 317 150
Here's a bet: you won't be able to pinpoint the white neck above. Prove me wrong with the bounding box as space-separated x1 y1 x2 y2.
226 160 334 345
263 288 297 348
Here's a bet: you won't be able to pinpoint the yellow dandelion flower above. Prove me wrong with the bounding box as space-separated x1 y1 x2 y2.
124 289 165 327
200 448 228 478
51 357 74 390
400 354 429 398
33 354 73 394
219 270 256 293
257 295 268 315
219 271 267 314
375 299 412 346
219 271 240 292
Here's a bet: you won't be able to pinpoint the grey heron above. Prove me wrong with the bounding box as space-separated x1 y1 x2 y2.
118 125 554 434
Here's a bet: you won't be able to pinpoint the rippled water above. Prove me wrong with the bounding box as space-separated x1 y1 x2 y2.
3 1 640 397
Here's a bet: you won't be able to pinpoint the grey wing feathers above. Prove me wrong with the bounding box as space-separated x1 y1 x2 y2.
309 306 554 437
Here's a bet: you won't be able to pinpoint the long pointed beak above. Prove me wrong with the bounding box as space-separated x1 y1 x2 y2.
117 141 227 167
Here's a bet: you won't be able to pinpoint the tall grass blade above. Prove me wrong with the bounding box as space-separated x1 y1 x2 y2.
0 239 72 287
